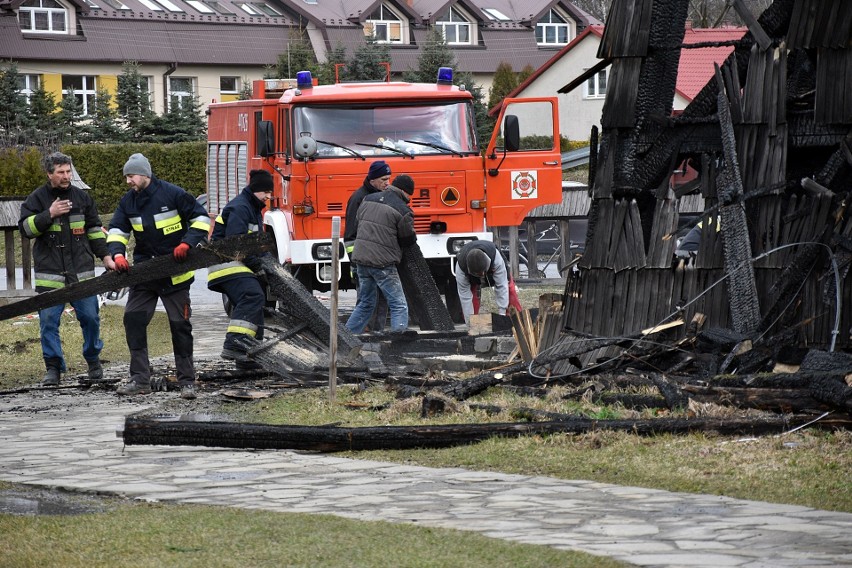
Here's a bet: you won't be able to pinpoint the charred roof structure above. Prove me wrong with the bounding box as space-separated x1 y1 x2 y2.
562 0 852 352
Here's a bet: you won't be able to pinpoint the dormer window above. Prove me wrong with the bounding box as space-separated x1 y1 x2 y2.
437 6 472 45
365 3 403 44
19 0 68 34
536 8 572 46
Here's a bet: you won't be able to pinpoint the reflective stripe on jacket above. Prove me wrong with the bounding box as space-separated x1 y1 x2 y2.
19 183 108 292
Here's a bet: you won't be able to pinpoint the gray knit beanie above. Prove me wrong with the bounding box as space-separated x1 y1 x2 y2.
123 153 152 177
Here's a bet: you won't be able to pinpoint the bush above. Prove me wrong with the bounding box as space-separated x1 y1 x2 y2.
0 142 206 213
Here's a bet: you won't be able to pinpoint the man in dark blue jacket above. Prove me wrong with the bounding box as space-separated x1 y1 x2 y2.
108 153 210 399
207 169 273 369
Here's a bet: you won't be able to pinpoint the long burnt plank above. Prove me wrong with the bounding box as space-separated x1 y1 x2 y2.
399 244 455 331
0 233 275 321
122 414 813 452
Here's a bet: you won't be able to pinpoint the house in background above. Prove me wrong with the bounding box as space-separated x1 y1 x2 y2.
495 24 747 141
0 0 599 117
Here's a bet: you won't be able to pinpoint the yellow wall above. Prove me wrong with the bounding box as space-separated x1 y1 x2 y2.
42 74 62 105
99 74 118 108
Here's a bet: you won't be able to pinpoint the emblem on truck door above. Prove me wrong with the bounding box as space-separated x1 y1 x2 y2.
511 171 538 199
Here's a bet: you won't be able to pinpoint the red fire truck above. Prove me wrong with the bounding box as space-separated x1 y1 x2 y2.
206 68 562 306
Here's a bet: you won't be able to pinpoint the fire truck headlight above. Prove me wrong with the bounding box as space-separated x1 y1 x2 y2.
317 263 334 283
448 237 478 255
314 243 334 260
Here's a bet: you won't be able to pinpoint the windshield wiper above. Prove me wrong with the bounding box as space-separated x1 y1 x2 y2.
403 139 463 157
355 142 414 158
315 140 365 160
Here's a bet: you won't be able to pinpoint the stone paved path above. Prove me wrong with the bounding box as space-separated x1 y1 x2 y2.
0 305 850 567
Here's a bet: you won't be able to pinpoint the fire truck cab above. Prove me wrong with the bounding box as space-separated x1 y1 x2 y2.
206 68 562 315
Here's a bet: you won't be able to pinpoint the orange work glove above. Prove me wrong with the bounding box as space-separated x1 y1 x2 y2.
113 254 130 273
173 242 191 262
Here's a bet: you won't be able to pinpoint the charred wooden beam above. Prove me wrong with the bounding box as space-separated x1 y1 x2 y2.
260 256 361 359
0 233 276 321
399 245 455 331
122 414 816 452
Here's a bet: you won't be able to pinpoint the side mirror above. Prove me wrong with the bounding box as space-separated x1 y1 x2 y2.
257 120 275 157
503 115 520 152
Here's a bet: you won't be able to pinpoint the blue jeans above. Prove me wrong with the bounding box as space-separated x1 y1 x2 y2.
39 295 102 371
345 264 408 334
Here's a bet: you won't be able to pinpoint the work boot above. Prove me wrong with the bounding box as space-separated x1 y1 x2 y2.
116 380 152 396
180 384 197 400
42 367 60 386
87 359 103 381
220 347 242 361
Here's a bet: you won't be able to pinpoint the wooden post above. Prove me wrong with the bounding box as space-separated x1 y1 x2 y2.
329 216 340 404
508 225 520 279
4 230 16 290
524 219 538 278
559 220 571 274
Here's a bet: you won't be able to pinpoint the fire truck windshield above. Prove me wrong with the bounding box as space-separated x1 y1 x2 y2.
293 102 477 158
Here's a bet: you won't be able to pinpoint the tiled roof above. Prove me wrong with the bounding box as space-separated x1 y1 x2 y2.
677 26 746 101
0 14 288 65
0 0 601 74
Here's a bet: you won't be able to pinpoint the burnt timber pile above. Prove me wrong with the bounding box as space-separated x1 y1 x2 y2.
562 0 852 355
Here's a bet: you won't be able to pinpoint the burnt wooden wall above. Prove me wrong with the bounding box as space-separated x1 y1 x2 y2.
563 0 852 349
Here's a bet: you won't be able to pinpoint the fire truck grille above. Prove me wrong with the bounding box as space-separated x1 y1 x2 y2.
413 217 432 234
327 202 344 212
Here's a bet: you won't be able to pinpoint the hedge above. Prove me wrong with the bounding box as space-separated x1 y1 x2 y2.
0 142 206 214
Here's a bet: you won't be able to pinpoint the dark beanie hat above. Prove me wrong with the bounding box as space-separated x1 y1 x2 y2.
392 174 415 195
367 160 391 180
249 169 274 192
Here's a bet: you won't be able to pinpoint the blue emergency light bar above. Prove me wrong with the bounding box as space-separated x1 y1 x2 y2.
437 67 453 85
296 70 313 89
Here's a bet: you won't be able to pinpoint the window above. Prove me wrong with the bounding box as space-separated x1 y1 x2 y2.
234 2 280 16
481 7 509 21
204 0 234 14
19 0 68 34
584 68 607 99
437 7 471 45
137 0 183 11
365 4 402 44
62 75 97 115
220 76 240 94
536 8 570 46
186 0 214 12
168 76 195 110
16 74 40 104
99 0 129 10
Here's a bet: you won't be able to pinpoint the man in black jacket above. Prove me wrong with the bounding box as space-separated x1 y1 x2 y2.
344 160 392 331
345 175 416 334
108 153 210 399
19 152 116 386
207 169 273 369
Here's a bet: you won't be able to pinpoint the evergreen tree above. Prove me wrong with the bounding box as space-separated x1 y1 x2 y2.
345 35 391 82
402 27 457 83
116 61 153 138
83 87 123 143
487 61 519 110
26 84 60 148
238 77 254 100
149 95 206 143
0 61 30 146
517 64 536 85
56 90 84 144
272 27 317 79
316 43 348 85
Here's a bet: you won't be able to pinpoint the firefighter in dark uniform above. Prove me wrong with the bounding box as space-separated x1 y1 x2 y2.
455 240 522 325
19 152 116 386
207 169 273 369
108 153 210 399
